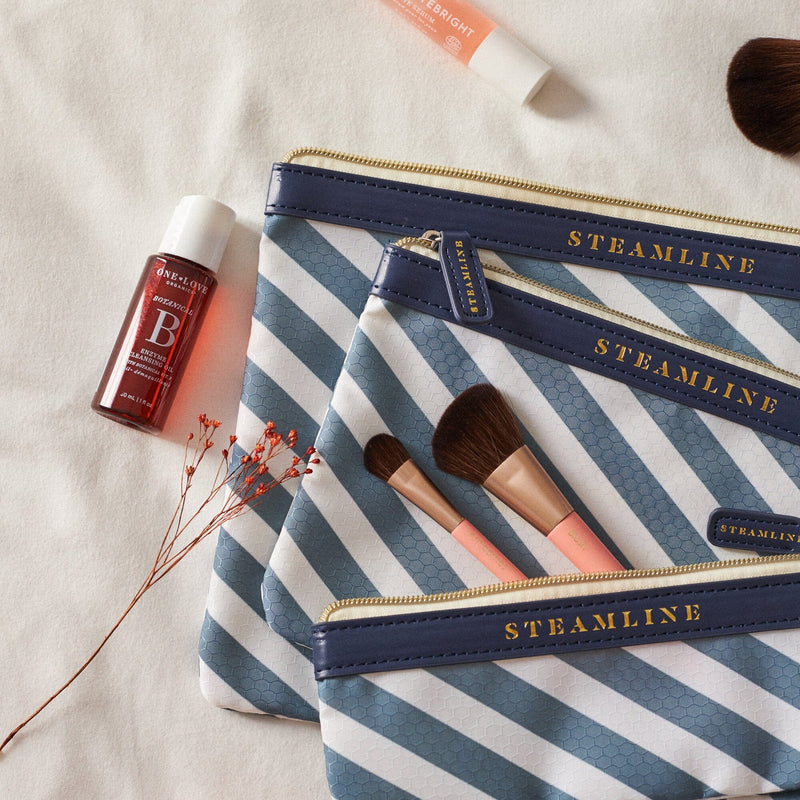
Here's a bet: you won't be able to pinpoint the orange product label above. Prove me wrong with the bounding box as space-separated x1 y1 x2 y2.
381 0 498 65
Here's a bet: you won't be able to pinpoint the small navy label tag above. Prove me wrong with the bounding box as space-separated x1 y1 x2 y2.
708 508 800 554
438 231 493 324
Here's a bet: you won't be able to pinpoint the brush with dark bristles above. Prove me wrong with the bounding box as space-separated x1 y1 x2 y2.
363 433 526 582
727 37 800 155
432 384 624 574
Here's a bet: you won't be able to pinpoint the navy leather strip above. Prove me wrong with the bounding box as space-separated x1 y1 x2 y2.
708 508 800 555
312 570 800 679
372 245 800 447
266 163 800 299
438 231 493 323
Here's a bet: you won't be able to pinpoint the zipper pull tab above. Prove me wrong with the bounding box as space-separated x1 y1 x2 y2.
436 231 493 325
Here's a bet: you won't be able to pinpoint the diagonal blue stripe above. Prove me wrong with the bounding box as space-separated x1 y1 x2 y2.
435 661 713 799
319 674 577 800
252 273 346 391
627 276 768 362
507 344 716 565
753 295 800 351
323 746 422 800
261 569 316 650
239 357 320 449
264 214 371 317
213 525 268 617
689 635 800 710
566 647 800 788
198 612 318 721
276 483 378 615
633 391 768 512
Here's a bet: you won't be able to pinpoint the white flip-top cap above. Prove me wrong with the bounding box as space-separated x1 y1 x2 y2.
158 195 236 273
468 27 551 106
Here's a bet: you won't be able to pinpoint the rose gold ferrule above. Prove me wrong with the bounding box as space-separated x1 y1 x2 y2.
482 445 573 534
388 459 464 531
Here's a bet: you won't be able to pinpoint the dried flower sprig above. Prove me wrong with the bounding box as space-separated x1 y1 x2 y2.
0 414 317 754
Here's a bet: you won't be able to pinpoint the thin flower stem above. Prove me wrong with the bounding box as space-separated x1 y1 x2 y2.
0 415 315 755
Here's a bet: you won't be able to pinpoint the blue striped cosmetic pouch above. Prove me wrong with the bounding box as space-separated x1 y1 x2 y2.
200 147 800 761
313 558 800 800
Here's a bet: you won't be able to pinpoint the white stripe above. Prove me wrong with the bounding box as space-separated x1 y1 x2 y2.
216 502 277 567
754 628 800 666
267 531 336 633
308 219 385 279
564 263 684 334
500 656 781 796
205 572 319 709
360 298 456 417
633 640 800 753
319 701 495 800
453 324 672 569
247 322 332 428
370 669 650 800
699 412 800 512
259 235 358 352
301 465 423 598
575 370 725 553
693 285 800 374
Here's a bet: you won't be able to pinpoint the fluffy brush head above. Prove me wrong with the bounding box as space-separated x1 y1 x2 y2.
726 37 800 155
431 383 524 485
363 433 411 482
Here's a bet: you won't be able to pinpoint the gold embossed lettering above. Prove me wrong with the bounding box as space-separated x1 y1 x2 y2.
685 604 700 621
659 606 678 624
569 616 588 634
650 244 673 262
609 237 624 255
622 610 638 628
523 619 543 638
568 230 581 247
548 618 564 636
594 338 609 355
592 613 616 631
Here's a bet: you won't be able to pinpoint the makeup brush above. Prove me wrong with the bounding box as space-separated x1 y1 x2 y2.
431 384 624 574
363 434 527 583
726 37 800 155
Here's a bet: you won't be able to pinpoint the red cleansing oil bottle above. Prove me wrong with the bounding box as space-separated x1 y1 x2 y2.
92 196 235 434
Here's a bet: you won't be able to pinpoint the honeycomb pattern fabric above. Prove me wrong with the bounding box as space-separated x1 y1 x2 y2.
200 187 800 798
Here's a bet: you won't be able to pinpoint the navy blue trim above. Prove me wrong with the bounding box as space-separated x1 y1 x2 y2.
266 162 800 299
372 246 800 447
708 508 800 555
312 570 800 679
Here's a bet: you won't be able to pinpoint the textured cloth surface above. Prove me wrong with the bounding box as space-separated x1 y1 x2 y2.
3 1 800 798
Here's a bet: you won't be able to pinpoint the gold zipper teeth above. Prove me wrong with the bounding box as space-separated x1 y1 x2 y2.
320 554 800 622
284 146 800 236
394 236 800 387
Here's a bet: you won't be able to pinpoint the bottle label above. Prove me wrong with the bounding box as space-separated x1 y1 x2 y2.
94 255 215 429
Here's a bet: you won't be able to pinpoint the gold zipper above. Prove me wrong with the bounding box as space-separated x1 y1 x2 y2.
395 233 800 388
284 146 800 237
320 553 800 622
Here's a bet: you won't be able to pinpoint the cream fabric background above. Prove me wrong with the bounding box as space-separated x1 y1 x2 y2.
2 2 800 798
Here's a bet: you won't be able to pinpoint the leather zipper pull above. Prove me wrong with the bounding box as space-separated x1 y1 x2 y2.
437 231 493 324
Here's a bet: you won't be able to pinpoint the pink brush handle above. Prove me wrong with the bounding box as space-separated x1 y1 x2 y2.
546 511 624 573
451 520 527 582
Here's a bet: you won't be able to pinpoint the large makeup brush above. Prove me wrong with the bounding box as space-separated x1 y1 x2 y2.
363 434 527 582
431 384 624 574
726 37 800 156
